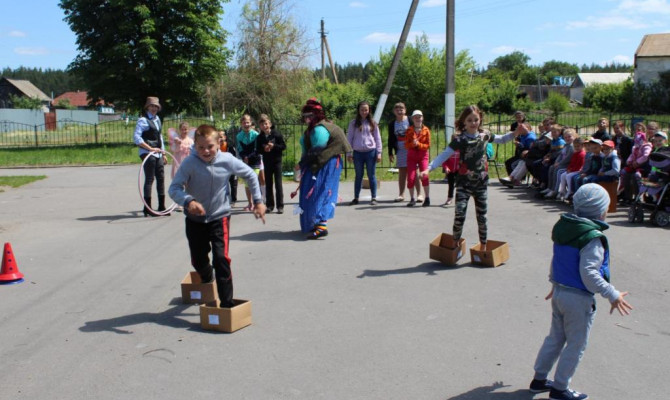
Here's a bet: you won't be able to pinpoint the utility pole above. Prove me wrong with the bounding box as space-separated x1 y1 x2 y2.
320 19 339 84
445 0 455 143
372 0 420 124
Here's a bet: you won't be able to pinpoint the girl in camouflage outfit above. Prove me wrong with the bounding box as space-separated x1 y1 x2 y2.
423 105 517 249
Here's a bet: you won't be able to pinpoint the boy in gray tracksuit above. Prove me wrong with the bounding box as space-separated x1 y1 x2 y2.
528 183 633 400
169 124 266 308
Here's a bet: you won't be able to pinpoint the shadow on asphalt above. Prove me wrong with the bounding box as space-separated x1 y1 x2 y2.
445 381 536 400
79 298 201 334
77 211 162 222
230 229 306 242
355 261 495 278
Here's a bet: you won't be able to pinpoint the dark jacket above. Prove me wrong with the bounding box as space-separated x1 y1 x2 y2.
256 126 286 165
302 121 353 173
614 134 633 169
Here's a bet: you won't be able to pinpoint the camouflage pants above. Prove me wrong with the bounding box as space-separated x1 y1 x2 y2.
453 178 488 244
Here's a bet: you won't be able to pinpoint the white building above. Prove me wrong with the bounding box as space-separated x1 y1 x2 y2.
634 33 670 85
569 73 632 104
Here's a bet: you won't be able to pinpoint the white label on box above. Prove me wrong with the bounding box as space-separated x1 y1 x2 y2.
208 315 220 325
457 251 462 259
474 255 481 262
190 291 202 300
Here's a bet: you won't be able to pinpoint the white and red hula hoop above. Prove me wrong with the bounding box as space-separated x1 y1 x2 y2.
138 150 179 216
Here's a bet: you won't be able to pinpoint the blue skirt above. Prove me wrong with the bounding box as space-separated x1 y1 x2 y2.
299 156 342 233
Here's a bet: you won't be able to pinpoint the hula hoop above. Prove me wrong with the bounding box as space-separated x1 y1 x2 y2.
138 150 179 216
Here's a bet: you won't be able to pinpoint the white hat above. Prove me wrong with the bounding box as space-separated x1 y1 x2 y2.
144 96 162 112
411 110 423 118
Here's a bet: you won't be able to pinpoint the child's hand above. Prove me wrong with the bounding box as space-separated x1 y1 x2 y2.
253 203 266 224
419 170 429 180
376 154 382 163
187 200 206 216
545 287 554 300
389 154 395 163
610 292 633 315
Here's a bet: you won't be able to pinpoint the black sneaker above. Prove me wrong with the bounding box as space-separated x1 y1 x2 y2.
549 388 588 400
422 197 430 207
529 379 553 393
277 208 284 214
349 198 359 206
370 198 377 205
406 199 416 207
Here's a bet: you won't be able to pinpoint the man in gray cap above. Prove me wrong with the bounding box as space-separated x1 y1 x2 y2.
528 183 633 400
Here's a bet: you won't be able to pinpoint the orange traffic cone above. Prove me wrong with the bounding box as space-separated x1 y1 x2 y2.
0 242 24 285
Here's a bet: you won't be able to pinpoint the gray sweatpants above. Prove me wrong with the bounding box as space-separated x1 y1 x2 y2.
533 284 596 391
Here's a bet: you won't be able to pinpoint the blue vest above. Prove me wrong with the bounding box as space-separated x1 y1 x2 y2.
552 239 610 293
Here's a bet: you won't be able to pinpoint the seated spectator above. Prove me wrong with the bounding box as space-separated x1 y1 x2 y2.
535 124 566 190
619 130 652 203
572 138 603 194
612 120 633 170
504 116 536 176
584 140 620 183
592 118 612 141
557 137 586 201
544 128 576 199
501 122 537 186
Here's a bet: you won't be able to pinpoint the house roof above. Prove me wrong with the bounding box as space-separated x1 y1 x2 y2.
53 91 96 107
635 33 670 58
571 73 632 88
2 78 50 101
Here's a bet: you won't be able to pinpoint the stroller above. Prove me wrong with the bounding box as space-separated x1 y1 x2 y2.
628 147 670 227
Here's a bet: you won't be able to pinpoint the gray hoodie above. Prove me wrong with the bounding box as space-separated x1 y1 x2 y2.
169 150 262 223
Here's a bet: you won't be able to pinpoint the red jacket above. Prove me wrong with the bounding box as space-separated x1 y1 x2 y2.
567 149 585 172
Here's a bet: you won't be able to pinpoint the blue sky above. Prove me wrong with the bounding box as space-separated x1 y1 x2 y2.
2 0 670 72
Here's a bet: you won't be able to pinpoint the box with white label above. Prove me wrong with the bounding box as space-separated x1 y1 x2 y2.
199 299 252 333
181 271 218 304
429 233 466 266
469 240 509 267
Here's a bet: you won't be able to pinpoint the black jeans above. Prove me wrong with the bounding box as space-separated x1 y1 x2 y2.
264 159 284 210
140 154 165 198
185 216 234 307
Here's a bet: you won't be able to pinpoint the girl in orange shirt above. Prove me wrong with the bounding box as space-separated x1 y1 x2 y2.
405 110 431 206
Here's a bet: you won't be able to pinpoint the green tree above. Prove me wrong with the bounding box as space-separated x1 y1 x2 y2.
313 79 371 123
8 94 43 110
540 60 579 84
222 0 312 122
60 0 230 114
543 92 570 119
487 51 531 81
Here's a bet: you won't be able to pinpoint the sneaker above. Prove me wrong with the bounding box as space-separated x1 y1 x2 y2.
277 208 284 214
540 188 551 195
370 198 377 206
544 190 557 199
406 199 416 207
529 379 553 393
549 388 588 400
307 229 328 240
422 197 431 207
417 196 424 203
394 196 404 202
349 198 359 206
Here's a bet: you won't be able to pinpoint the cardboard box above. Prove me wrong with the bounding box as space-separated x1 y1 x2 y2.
199 299 252 333
429 233 466 266
181 271 218 304
362 178 381 189
469 240 510 267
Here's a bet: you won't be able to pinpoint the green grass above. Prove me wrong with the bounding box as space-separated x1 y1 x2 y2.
0 144 139 167
0 175 46 192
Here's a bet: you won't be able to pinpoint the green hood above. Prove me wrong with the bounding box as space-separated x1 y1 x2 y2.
552 213 609 249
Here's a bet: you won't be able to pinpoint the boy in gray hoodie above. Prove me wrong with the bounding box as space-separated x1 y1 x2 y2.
169 124 266 308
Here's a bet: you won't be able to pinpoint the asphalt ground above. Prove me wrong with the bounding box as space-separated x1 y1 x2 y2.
0 165 668 400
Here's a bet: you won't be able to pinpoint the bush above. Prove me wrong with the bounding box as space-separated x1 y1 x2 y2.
544 92 570 119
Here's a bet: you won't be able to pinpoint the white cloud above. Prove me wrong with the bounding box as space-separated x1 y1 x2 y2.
566 0 670 30
14 47 49 56
8 30 26 37
363 31 444 45
612 54 633 64
349 2 368 8
421 0 446 7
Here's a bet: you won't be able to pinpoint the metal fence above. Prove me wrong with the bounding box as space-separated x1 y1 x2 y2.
2 112 669 177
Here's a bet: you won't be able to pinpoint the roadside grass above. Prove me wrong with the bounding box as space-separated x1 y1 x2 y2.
0 144 139 167
0 175 46 192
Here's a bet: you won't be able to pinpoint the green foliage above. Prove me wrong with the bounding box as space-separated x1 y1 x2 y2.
487 51 530 81
319 61 376 83
544 92 570 118
313 79 371 123
580 62 632 73
479 77 519 114
222 0 311 123
0 175 46 190
583 81 632 112
9 94 43 109
365 34 445 123
55 98 77 110
59 0 230 114
540 60 579 84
